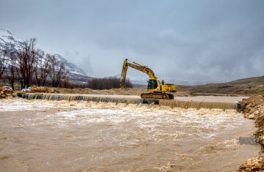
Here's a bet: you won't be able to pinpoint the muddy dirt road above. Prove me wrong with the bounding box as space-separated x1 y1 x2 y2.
0 99 259 172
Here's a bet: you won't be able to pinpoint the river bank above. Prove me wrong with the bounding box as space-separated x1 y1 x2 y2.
239 94 264 171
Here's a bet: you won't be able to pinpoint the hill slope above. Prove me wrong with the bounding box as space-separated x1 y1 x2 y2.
178 76 264 96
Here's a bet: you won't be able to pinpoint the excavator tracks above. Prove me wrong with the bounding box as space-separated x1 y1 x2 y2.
140 92 174 100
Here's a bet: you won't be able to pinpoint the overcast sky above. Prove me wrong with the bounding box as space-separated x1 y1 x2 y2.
1 0 264 84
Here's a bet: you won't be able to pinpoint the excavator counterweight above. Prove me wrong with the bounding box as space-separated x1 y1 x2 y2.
120 58 176 100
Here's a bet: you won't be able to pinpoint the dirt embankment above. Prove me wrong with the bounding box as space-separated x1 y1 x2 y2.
0 86 15 98
239 95 264 171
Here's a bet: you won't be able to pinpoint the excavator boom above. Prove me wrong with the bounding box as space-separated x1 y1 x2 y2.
120 59 128 88
121 59 157 87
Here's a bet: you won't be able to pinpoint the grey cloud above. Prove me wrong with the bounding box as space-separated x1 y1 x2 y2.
1 0 264 84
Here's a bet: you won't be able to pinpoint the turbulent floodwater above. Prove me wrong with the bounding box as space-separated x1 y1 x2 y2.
0 99 260 172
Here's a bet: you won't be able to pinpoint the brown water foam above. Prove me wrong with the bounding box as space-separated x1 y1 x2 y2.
0 99 259 172
159 99 236 110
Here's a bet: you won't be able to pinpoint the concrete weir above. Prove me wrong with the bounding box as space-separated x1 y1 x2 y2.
17 93 243 111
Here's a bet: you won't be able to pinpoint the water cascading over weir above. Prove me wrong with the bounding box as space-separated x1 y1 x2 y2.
17 93 242 111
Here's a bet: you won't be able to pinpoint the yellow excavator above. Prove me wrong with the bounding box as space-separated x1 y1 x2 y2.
120 59 176 99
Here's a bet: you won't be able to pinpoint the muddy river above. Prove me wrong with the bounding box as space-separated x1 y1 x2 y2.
0 99 260 172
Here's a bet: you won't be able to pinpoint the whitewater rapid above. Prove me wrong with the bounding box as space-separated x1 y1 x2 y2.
0 99 260 172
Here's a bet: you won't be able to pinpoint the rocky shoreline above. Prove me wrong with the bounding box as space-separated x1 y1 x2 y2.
239 95 264 171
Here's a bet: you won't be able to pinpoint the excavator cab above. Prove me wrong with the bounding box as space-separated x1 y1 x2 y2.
147 79 158 90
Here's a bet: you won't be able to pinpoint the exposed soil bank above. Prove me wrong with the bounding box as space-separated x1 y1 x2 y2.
239 95 264 171
0 99 260 172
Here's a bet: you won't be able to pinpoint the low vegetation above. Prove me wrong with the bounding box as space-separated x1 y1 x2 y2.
88 77 132 90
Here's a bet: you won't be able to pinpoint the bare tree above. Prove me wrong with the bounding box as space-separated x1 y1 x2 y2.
34 51 51 86
1 36 70 89
17 38 38 88
48 55 66 87
7 57 19 90
0 53 6 80
2 51 20 90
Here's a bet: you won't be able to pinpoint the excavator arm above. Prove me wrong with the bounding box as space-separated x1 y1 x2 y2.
120 59 157 88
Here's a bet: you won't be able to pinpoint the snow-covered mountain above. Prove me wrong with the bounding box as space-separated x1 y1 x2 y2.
0 29 91 84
